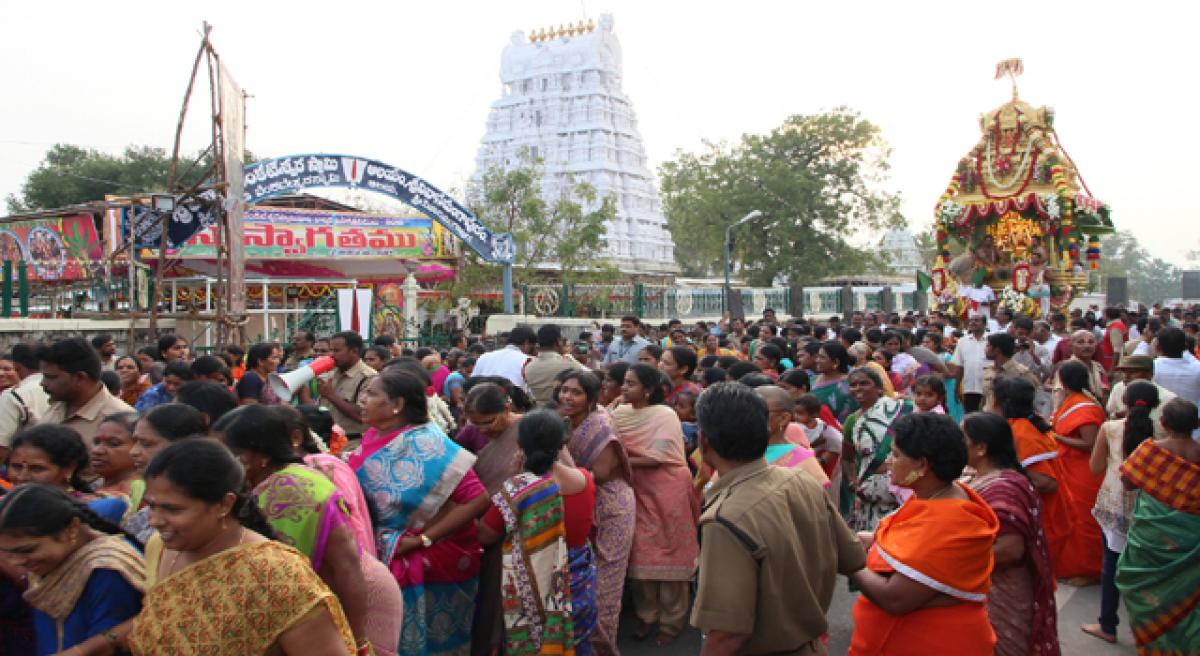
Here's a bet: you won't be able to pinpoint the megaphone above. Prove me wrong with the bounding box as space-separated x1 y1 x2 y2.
269 356 336 403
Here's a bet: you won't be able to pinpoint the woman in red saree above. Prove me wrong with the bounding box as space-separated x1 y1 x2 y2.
963 413 1060 656
992 377 1076 576
613 364 698 647
850 413 998 656
1050 361 1107 583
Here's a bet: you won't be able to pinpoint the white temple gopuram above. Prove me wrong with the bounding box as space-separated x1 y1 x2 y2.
472 14 678 276
879 227 925 277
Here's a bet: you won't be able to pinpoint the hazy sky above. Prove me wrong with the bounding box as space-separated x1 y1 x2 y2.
2 1 1197 265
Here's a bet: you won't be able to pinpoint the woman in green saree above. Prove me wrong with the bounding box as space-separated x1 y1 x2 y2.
811 341 859 424
1115 398 1200 654
840 367 912 528
214 404 373 654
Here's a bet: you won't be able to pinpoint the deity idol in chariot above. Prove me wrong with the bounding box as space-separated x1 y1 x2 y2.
926 59 1114 320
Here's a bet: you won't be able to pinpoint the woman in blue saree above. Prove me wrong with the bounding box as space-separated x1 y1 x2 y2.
351 370 489 656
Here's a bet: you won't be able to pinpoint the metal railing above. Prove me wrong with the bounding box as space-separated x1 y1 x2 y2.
518 283 921 319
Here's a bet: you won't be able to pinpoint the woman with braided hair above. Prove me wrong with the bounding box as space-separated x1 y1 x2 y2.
0 483 146 656
6 424 128 525
1049 360 1107 584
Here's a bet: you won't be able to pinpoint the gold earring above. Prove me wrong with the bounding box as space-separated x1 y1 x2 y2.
220 514 228 531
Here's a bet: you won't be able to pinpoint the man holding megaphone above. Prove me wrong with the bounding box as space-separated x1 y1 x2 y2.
313 331 378 450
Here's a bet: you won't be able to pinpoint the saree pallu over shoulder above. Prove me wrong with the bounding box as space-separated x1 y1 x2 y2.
568 408 631 481
611 404 687 466
128 541 355 656
1052 393 1105 438
1120 439 1200 515
493 472 575 656
868 482 998 601
1009 418 1060 469
254 463 347 570
851 483 999 655
354 422 477 563
305 452 377 559
1009 418 1076 574
24 535 145 621
1116 440 1200 654
845 397 912 531
612 404 698 581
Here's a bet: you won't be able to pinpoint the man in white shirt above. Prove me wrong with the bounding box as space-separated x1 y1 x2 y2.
1152 327 1200 436
990 308 1013 335
473 326 537 393
1130 318 1160 357
951 315 989 413
0 344 51 463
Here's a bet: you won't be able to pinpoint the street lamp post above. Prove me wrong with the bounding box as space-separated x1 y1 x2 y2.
723 210 763 314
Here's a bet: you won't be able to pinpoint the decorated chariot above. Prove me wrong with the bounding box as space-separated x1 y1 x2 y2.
928 60 1114 319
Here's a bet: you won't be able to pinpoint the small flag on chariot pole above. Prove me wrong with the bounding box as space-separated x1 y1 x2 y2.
995 58 1024 99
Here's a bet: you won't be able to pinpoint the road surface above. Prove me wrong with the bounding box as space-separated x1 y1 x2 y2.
615 580 1135 654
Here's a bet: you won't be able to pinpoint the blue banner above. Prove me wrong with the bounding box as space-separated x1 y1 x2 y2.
241 154 514 263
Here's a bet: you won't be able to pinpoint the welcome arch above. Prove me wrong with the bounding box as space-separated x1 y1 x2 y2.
241 154 516 310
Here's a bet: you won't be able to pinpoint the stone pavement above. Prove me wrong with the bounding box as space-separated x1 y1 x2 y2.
616 580 1136 655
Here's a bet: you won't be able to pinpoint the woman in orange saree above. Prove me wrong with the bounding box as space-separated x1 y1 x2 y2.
1050 361 1107 583
850 413 998 656
613 364 699 647
992 377 1077 576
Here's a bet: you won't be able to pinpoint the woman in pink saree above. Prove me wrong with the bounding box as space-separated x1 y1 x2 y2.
557 370 635 656
612 363 699 646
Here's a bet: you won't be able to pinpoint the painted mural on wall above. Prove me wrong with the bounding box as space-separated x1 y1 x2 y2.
0 214 102 281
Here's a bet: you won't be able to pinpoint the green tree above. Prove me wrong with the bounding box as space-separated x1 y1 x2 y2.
467 150 617 287
659 108 905 285
7 143 252 213
1094 230 1180 304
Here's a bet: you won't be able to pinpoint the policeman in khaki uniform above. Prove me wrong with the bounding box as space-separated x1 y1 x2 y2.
691 383 866 655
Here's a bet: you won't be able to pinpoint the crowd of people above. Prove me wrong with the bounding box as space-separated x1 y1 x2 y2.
0 300 1197 655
